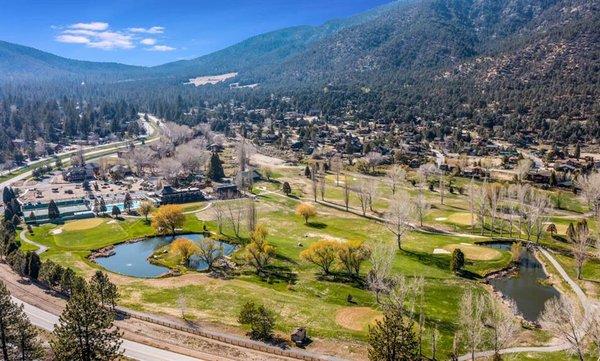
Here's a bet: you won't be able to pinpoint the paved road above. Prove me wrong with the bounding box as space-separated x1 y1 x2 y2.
12 296 205 361
457 248 599 360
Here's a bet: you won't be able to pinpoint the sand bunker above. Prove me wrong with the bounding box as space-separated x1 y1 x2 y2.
50 228 63 235
442 243 502 261
335 307 382 331
433 248 451 255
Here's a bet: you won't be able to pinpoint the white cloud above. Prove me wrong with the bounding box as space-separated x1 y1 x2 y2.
62 29 98 37
148 45 175 52
56 34 90 44
140 38 157 45
129 26 164 34
54 22 168 51
70 22 109 31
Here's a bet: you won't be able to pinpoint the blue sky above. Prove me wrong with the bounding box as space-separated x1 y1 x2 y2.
0 0 391 66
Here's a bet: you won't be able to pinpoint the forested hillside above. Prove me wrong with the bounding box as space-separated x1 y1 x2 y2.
0 0 598 149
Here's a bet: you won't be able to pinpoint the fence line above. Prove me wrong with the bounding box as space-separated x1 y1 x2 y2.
115 306 344 361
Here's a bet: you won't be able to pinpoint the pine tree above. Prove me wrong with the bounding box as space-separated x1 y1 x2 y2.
0 281 43 361
574 144 580 159
123 193 132 213
207 152 225 181
48 200 61 221
51 284 123 360
368 305 419 361
90 271 118 311
2 186 15 205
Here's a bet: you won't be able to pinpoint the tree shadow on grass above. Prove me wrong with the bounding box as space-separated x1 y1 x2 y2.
316 273 366 289
259 264 298 284
401 249 451 272
307 222 327 229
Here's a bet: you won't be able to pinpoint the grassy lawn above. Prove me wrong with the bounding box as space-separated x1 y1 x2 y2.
15 166 596 360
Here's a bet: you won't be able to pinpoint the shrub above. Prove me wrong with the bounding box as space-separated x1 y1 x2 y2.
238 301 275 341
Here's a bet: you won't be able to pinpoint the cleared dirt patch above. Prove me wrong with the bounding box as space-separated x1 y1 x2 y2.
442 243 502 261
335 307 382 331
62 218 105 231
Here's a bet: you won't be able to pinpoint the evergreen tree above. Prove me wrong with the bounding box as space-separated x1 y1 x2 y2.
60 267 76 296
282 181 292 196
368 305 419 361
48 200 61 221
0 281 43 361
451 248 465 273
51 284 123 361
111 205 121 218
574 144 580 159
25 251 41 280
90 271 118 311
2 186 15 205
123 193 132 213
207 152 225 181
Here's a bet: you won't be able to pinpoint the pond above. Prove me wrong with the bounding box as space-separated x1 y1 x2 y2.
94 233 236 278
486 242 560 321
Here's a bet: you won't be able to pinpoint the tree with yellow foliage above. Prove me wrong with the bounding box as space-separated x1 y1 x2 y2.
295 202 316 225
152 205 185 236
300 240 340 275
337 240 371 277
170 238 199 267
245 224 275 275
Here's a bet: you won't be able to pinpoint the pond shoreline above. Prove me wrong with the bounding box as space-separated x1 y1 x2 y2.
90 232 235 278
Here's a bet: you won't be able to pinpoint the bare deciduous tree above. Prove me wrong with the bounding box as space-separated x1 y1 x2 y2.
515 158 533 183
539 296 588 361
467 179 477 231
387 165 406 196
196 238 224 271
576 172 600 214
356 180 370 216
157 157 182 184
127 146 155 175
212 202 226 234
236 137 255 172
385 191 415 250
458 289 487 361
367 242 395 303
343 175 351 211
365 179 378 212
225 201 245 238
573 223 591 280
163 122 193 146
175 140 208 176
331 154 343 186
413 192 430 227
365 152 384 174
247 199 258 232
484 295 519 360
